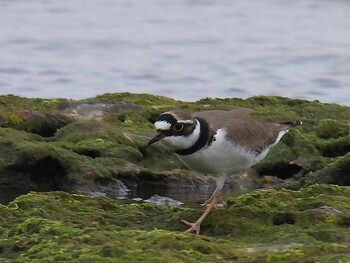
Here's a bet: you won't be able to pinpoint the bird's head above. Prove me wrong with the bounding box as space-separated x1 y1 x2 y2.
148 110 199 150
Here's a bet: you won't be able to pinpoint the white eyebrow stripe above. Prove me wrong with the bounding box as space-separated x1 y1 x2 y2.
177 120 194 124
155 120 172 130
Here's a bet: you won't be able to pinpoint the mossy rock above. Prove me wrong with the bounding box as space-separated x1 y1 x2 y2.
0 93 349 198
315 119 349 139
5 111 74 137
0 184 349 262
297 153 350 187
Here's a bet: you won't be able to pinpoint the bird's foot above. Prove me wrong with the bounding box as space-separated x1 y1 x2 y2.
181 219 201 234
182 193 221 234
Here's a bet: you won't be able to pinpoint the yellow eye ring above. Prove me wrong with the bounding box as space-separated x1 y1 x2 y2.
173 123 184 132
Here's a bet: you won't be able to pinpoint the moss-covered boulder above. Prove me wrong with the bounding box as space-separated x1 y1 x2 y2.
0 92 349 199
0 184 349 262
1 93 349 262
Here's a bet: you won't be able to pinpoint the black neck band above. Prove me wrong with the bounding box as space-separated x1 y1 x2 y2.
175 117 212 156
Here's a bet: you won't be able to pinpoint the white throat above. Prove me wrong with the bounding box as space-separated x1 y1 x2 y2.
162 119 201 150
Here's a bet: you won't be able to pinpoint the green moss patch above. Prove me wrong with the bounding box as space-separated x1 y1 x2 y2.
0 184 349 262
0 92 349 213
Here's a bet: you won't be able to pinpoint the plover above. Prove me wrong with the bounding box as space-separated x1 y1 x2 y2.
148 109 301 234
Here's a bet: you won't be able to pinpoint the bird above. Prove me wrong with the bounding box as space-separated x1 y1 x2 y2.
148 108 301 234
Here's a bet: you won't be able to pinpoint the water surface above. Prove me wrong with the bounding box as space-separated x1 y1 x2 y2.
0 0 349 105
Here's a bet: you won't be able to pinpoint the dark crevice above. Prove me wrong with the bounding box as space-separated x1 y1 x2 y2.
29 124 60 138
337 216 350 227
5 112 73 138
29 156 68 191
273 213 296 225
74 149 101 159
4 156 69 191
258 163 302 180
321 144 350 158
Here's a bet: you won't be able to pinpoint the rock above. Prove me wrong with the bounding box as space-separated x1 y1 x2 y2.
0 93 349 262
4 110 74 137
145 194 184 206
295 153 350 188
0 93 349 202
59 101 144 120
0 184 349 262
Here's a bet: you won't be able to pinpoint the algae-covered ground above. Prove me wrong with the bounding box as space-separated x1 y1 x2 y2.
0 93 349 262
0 184 350 262
0 93 349 192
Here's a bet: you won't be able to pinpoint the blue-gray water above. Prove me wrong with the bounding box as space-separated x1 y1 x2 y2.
1 0 350 105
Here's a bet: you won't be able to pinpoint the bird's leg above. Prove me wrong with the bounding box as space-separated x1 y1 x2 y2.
181 175 227 234
181 193 220 234
201 186 226 207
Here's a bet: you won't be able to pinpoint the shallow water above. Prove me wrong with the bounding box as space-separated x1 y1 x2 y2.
0 185 252 208
118 184 249 207
1 0 350 105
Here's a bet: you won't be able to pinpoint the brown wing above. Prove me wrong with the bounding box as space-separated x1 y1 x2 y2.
194 109 299 153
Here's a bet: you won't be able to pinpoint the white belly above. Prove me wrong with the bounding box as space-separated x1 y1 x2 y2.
176 129 269 175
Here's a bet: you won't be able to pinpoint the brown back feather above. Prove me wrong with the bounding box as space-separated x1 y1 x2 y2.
194 109 300 153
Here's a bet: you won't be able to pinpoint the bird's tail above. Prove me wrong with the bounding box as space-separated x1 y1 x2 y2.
279 120 303 128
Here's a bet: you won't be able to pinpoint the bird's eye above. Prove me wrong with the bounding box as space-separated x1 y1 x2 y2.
173 123 184 132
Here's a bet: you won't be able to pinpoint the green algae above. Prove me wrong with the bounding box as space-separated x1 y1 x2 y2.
0 92 349 205
0 95 67 117
0 184 349 262
0 93 350 262
315 119 350 139
297 153 350 187
88 92 181 109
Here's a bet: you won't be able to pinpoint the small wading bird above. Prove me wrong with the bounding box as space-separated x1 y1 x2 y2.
148 109 301 234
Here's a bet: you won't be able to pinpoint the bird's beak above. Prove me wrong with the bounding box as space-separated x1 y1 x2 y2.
148 132 166 145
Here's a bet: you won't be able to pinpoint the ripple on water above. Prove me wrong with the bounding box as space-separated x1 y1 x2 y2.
312 78 342 89
0 67 29 75
0 0 350 105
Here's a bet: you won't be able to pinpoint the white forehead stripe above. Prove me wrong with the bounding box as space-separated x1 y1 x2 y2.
155 120 172 130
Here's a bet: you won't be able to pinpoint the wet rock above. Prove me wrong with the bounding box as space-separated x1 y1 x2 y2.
58 101 144 120
242 242 305 253
90 177 129 198
145 194 184 206
311 205 344 216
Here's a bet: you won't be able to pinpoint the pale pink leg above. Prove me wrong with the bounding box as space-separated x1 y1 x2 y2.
181 194 220 234
181 175 227 234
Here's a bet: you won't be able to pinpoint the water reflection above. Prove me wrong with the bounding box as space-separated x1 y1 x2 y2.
0 185 254 208
113 183 254 208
